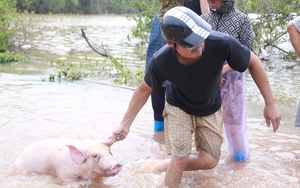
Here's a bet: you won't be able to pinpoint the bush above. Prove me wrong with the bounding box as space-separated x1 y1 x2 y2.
0 52 21 63
49 56 143 86
0 0 17 53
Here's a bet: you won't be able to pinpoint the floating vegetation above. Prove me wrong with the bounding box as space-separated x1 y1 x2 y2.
0 52 22 63
48 56 144 87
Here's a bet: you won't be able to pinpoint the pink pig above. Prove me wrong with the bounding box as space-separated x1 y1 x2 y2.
14 138 122 184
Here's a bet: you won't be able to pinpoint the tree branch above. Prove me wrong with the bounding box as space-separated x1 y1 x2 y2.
80 29 113 58
264 40 289 54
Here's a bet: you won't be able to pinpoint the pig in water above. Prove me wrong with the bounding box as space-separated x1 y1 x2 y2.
14 138 122 184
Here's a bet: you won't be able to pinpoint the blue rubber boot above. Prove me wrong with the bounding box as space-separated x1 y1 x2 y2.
233 152 247 162
154 121 164 132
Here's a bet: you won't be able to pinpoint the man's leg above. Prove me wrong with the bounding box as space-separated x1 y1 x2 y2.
145 12 167 132
221 71 249 162
164 150 217 188
163 104 222 187
165 157 186 187
183 149 218 170
151 87 166 131
166 108 223 186
145 149 217 174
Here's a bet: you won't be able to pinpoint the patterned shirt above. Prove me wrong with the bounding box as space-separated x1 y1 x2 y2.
201 0 254 50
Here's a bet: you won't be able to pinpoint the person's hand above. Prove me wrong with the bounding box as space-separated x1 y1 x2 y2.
112 124 129 142
263 103 281 132
220 74 226 87
220 63 231 88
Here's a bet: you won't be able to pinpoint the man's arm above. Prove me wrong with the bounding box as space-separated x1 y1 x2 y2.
287 21 300 58
112 80 152 141
247 52 281 132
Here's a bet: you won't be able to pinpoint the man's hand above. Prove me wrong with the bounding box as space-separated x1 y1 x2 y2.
112 124 129 142
220 74 226 87
220 63 233 87
264 103 281 132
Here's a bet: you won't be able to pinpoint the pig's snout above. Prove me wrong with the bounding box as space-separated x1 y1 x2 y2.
111 163 122 175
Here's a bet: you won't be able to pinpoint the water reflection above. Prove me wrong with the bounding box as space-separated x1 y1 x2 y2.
0 15 300 188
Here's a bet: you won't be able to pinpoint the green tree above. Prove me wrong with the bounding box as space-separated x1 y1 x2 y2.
65 0 79 14
16 0 136 14
16 0 33 13
35 0 66 14
127 0 300 62
243 0 300 59
130 0 159 45
17 0 72 13
0 0 21 63
118 0 159 45
78 0 101 14
0 0 16 52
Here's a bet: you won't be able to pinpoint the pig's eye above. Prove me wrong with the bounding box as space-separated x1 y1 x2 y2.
92 153 100 162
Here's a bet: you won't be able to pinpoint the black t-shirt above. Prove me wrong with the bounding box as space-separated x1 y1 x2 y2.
144 31 250 116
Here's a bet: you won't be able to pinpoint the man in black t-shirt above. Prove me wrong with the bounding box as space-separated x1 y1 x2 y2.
112 6 281 188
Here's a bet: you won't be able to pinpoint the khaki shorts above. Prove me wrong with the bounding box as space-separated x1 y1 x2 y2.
163 102 223 160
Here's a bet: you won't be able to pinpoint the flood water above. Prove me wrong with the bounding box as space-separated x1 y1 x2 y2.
0 14 300 188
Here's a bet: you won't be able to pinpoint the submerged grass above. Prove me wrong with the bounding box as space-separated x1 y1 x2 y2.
49 55 144 87
0 52 22 63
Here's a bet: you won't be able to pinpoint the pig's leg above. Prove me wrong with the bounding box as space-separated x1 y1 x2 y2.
54 172 81 185
51 176 65 185
91 178 105 185
144 158 170 174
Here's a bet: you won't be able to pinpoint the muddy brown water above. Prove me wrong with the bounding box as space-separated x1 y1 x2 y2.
0 14 299 188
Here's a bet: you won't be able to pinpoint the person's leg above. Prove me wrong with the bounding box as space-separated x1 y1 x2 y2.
181 149 218 170
145 12 167 132
164 149 218 187
145 149 217 174
163 103 222 187
192 108 223 169
221 71 249 162
152 87 166 131
163 102 193 187
164 156 185 187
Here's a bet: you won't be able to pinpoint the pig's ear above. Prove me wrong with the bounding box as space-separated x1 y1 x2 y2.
66 145 86 164
103 137 114 147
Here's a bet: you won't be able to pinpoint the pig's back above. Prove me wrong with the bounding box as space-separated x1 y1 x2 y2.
14 139 76 174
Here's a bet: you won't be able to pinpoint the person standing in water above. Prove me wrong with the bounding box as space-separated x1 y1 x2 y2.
112 7 281 187
146 0 209 132
201 0 254 162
